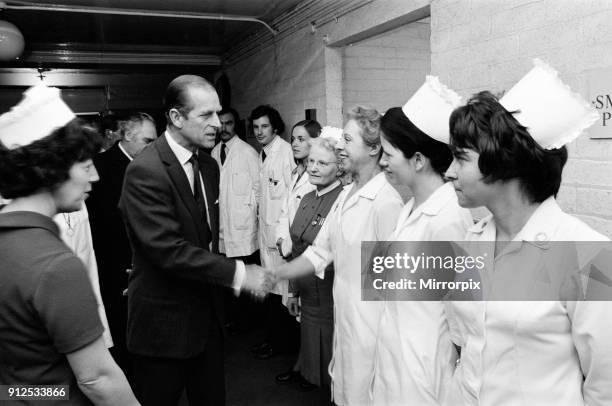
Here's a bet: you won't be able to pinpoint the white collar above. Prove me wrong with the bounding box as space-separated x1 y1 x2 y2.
222 135 238 150
356 172 390 201
165 131 194 166
316 180 341 197
117 141 133 161
262 135 280 154
468 196 563 243
404 182 456 220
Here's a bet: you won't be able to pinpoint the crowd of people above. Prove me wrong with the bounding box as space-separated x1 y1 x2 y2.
1 59 611 406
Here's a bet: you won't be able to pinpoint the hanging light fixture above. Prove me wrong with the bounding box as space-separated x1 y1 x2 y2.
0 19 24 61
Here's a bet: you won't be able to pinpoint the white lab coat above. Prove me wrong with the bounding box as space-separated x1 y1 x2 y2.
212 136 260 257
258 135 296 295
371 182 473 406
303 172 403 406
275 168 316 258
445 196 612 406
54 205 113 348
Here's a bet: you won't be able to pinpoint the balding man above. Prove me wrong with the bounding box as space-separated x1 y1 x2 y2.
118 75 267 406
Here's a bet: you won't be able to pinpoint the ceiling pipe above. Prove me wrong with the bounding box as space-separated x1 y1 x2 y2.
0 0 278 35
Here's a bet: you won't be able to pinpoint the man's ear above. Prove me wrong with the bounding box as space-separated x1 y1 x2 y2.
168 108 184 129
123 130 134 142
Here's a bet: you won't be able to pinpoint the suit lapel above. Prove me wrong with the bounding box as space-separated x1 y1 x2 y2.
155 136 205 243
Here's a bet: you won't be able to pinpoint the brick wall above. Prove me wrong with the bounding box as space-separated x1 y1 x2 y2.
224 28 327 141
431 0 612 237
223 0 429 139
344 20 430 112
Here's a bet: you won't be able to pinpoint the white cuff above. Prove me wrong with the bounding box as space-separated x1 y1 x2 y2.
232 260 246 296
302 246 328 279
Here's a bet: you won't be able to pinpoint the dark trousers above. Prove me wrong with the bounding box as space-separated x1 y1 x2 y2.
225 250 265 329
130 324 225 406
106 295 129 377
265 293 300 353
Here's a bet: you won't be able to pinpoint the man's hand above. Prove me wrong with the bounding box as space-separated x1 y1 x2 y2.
242 264 276 300
287 297 300 317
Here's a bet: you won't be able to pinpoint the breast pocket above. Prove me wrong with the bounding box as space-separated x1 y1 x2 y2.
267 170 285 200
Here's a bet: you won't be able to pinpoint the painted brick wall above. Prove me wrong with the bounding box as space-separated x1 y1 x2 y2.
344 20 431 112
224 28 327 141
431 0 612 237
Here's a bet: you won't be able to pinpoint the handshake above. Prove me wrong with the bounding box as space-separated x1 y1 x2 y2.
241 264 281 299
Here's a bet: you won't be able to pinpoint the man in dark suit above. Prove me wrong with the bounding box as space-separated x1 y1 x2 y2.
118 75 267 406
86 112 157 375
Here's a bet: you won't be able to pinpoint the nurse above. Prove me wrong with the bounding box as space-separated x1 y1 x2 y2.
444 60 612 405
371 77 473 405
271 105 403 405
0 84 139 405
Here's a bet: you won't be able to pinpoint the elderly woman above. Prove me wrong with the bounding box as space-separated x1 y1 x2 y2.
0 85 139 406
271 106 403 405
276 135 344 391
444 65 612 405
371 77 473 405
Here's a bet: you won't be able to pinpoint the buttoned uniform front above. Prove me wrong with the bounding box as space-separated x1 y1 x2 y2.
302 172 403 406
289 181 343 386
275 168 316 301
211 135 261 257
445 196 612 406
371 182 472 406
258 135 296 295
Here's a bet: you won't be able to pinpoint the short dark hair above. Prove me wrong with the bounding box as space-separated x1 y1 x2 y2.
292 119 322 139
163 75 214 120
381 107 452 176
449 91 568 203
0 119 102 199
250 105 285 135
219 107 239 123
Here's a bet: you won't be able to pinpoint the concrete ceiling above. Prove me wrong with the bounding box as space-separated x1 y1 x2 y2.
0 0 304 69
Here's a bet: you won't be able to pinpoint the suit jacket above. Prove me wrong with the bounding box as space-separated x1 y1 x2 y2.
86 142 132 309
118 134 235 359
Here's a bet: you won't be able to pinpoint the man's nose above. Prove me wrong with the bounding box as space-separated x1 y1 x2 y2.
444 159 458 181
211 113 221 128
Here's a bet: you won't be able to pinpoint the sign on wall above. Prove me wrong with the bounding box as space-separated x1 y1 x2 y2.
588 68 612 139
